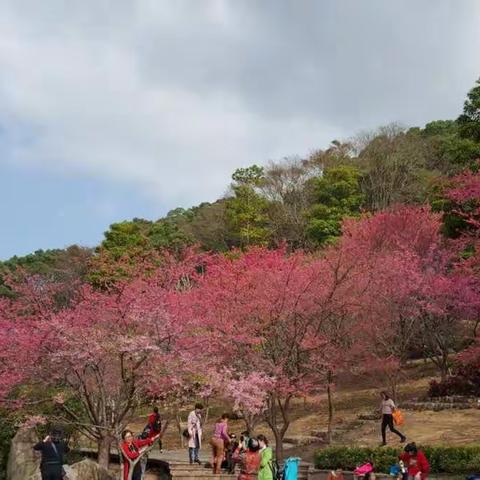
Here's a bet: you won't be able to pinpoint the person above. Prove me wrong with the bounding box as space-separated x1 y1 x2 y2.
380 391 406 445
187 403 204 465
148 406 163 450
121 429 156 480
257 434 273 480
239 431 250 452
399 443 429 480
223 433 239 474
327 469 345 480
33 428 70 480
210 413 230 474
234 437 261 480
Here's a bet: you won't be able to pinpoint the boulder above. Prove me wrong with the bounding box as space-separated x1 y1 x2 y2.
282 435 319 446
64 459 115 480
7 427 41 480
309 430 329 442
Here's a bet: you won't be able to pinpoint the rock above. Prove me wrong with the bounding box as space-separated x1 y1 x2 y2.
65 459 115 480
309 430 329 442
283 435 320 446
7 427 41 480
357 413 381 421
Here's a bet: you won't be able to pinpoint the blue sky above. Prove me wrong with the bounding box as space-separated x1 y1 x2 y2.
0 162 162 259
1 0 480 259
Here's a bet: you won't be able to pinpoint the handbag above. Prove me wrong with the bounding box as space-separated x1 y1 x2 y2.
392 409 404 426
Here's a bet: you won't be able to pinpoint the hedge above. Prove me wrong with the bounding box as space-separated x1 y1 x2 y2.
315 446 480 474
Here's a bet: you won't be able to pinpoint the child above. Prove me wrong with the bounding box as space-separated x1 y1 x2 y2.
399 443 429 480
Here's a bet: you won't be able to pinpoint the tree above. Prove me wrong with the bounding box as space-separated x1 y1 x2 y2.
306 165 364 245
0 252 202 470
420 120 480 173
188 247 348 460
99 218 192 259
332 205 462 387
0 246 92 302
260 157 316 250
357 125 439 210
458 77 480 142
175 201 235 252
225 166 272 247
219 371 274 434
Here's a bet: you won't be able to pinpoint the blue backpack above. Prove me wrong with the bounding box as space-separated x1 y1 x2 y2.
283 457 301 480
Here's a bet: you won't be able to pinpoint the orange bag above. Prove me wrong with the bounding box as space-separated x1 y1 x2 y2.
392 409 404 426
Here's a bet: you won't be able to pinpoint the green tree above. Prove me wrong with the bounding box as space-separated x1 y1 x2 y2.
306 165 364 245
226 165 272 247
99 217 192 260
419 120 480 173
178 201 235 252
0 246 92 301
458 77 480 142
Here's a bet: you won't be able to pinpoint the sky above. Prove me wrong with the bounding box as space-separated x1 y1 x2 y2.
1 1 480 260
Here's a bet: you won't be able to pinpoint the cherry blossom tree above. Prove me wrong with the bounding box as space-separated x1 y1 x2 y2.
0 252 203 471
332 205 464 389
188 247 348 459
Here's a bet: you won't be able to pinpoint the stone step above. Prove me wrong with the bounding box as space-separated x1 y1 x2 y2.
172 475 236 480
171 469 234 475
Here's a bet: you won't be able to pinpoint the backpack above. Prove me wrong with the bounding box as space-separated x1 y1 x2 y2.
151 413 161 432
139 425 151 440
269 459 283 480
354 464 374 476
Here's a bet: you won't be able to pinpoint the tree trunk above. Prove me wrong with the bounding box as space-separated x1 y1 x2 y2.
175 413 184 448
440 352 450 381
326 372 334 444
97 435 113 470
273 428 284 462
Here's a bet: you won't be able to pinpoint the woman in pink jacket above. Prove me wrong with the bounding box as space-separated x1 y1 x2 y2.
210 414 230 474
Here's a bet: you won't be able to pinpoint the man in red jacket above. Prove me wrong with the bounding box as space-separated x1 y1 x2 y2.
399 443 430 480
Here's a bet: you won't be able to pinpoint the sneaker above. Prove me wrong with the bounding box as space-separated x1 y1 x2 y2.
195 459 202 465
400 436 406 443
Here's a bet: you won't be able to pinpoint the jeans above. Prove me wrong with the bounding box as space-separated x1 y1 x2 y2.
381 414 405 444
189 447 200 462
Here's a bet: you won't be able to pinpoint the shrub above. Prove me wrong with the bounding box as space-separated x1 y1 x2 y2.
428 344 480 398
0 414 16 480
315 446 480 474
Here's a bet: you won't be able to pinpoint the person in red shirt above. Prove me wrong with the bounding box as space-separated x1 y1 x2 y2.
399 443 429 480
233 438 261 480
147 406 163 450
121 429 156 480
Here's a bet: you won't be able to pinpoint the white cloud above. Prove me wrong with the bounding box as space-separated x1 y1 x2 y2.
0 0 479 209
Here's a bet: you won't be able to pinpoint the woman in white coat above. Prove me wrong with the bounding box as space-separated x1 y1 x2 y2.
187 403 204 464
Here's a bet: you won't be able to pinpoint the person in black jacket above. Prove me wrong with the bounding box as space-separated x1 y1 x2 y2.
33 428 70 480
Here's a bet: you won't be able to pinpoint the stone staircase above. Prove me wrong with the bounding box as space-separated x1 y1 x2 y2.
168 461 236 480
167 459 310 480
